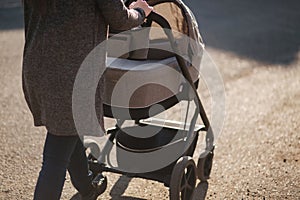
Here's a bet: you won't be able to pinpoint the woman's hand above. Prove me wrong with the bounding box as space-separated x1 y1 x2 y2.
129 0 153 17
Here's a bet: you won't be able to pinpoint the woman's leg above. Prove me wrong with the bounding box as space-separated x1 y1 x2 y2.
33 133 91 200
67 138 94 196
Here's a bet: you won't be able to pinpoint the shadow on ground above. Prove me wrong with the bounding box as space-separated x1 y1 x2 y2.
109 176 146 200
1 1 300 65
70 175 209 200
70 175 146 200
0 2 23 30
185 0 300 65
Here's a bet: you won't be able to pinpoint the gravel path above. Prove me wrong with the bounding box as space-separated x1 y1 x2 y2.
0 1 299 200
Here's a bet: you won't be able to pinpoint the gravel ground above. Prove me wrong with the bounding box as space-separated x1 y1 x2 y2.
0 1 299 200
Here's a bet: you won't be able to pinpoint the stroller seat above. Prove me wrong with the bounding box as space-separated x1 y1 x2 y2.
103 56 199 119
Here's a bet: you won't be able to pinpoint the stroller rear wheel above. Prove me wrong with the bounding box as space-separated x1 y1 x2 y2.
91 173 108 196
170 156 197 200
197 147 214 182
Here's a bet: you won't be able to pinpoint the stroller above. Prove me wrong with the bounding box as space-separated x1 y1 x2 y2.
84 0 215 199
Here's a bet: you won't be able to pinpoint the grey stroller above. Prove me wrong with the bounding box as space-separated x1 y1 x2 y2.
84 0 215 199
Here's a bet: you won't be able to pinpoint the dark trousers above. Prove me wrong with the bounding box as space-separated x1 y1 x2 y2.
34 132 93 200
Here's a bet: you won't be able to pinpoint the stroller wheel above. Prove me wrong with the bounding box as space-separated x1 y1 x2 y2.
92 173 108 196
170 156 197 200
84 139 101 160
197 147 214 182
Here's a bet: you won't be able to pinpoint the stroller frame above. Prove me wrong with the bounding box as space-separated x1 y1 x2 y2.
84 6 215 200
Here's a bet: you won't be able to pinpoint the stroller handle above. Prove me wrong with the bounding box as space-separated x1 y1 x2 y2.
146 11 211 132
146 11 171 29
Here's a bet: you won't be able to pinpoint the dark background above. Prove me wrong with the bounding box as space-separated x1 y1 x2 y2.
1 0 300 65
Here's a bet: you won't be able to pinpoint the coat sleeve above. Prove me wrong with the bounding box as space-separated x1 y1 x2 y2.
96 0 146 31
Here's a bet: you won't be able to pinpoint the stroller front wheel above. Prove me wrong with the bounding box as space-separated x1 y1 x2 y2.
197 147 214 182
169 156 197 200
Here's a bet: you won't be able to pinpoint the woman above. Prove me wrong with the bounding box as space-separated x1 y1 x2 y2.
22 0 153 199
